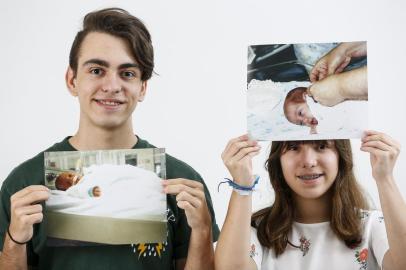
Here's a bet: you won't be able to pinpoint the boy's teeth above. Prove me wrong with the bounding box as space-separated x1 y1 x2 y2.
100 100 119 105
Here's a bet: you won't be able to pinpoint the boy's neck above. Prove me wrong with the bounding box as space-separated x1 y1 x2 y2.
69 122 138 150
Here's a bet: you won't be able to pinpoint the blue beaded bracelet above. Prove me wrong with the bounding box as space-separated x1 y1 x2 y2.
218 175 260 195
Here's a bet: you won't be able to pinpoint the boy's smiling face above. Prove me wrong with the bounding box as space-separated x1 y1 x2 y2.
66 32 147 131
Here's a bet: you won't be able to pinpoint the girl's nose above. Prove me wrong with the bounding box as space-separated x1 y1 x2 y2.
301 147 318 168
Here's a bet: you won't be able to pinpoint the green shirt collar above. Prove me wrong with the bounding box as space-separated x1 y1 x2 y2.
57 136 151 151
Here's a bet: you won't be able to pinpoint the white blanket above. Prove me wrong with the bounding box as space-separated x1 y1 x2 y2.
47 164 166 220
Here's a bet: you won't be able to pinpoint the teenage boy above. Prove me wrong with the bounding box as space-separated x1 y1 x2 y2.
0 8 219 270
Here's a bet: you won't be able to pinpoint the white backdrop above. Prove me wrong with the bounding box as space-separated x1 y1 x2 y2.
1 0 405 228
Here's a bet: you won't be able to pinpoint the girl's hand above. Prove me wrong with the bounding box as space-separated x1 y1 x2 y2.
221 135 261 186
360 130 401 181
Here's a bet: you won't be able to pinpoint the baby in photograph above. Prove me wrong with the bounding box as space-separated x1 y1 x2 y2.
55 171 101 198
48 164 165 219
283 87 318 134
55 164 160 199
284 42 367 135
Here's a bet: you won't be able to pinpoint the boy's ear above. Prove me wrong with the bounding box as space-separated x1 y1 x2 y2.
137 81 148 102
65 66 78 96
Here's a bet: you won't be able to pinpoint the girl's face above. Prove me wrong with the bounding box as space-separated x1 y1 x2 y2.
280 141 339 200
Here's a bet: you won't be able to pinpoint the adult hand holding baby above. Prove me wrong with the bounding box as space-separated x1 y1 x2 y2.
310 41 367 82
307 66 368 107
307 75 345 107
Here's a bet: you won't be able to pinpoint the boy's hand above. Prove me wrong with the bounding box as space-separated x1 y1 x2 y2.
9 185 50 243
163 179 211 232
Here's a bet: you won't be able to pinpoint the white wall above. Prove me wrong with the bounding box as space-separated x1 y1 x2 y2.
1 0 405 228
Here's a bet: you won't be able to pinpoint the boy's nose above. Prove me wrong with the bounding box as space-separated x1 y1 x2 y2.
101 74 122 93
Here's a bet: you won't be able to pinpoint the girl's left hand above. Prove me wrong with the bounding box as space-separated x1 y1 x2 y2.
360 130 401 181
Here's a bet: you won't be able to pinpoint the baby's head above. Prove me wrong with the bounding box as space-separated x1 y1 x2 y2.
55 172 82 191
283 87 318 132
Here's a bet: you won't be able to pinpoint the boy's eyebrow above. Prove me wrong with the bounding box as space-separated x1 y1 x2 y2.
83 59 109 67
119 63 140 69
82 59 140 69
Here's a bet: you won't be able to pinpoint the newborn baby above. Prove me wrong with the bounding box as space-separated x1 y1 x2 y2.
55 171 101 197
55 164 160 199
49 164 165 218
283 87 318 134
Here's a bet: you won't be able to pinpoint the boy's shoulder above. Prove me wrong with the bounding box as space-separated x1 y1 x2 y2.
2 138 70 193
138 138 202 181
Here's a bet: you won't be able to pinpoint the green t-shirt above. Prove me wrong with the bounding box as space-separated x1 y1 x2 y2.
0 137 220 270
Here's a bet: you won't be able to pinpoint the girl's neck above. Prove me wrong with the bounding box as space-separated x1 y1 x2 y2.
293 190 333 224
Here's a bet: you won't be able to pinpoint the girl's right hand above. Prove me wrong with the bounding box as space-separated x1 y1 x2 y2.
221 135 261 186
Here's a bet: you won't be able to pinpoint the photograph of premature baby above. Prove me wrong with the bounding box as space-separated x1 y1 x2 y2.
247 41 368 141
44 148 167 245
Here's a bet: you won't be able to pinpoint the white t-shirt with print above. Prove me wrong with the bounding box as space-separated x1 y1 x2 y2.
250 210 388 270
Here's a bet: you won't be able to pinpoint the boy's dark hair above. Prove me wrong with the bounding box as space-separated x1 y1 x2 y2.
69 7 154 81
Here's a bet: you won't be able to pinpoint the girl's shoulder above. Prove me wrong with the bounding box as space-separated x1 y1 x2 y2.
359 209 385 224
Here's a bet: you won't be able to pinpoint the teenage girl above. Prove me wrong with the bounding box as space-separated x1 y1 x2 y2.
215 131 406 270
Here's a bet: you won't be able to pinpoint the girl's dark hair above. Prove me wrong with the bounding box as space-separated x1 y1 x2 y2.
251 140 369 256
69 7 154 81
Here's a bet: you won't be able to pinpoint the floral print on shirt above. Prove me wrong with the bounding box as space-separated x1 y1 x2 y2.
355 248 368 270
299 236 311 256
249 244 258 258
359 210 370 220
